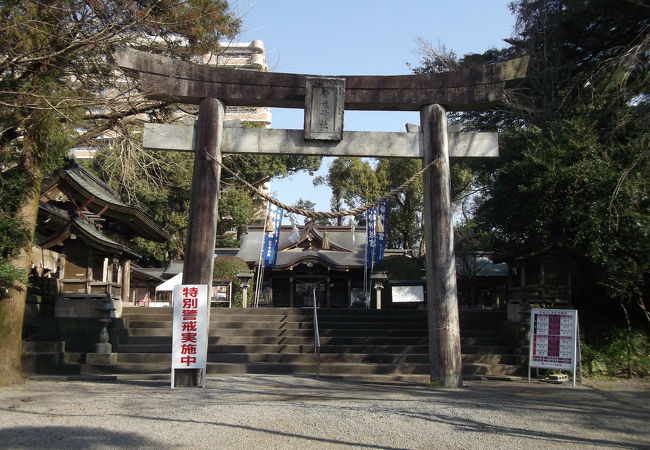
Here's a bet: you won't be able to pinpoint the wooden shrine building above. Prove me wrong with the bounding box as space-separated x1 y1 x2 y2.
32 160 169 312
237 222 370 308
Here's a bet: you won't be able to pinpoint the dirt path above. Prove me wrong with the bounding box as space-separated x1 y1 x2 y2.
0 376 648 449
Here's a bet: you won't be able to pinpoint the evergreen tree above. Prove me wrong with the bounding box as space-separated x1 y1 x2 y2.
0 0 241 386
313 157 379 226
420 0 649 324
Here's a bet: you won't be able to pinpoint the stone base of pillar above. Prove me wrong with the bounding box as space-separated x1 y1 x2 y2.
86 352 116 365
94 343 112 354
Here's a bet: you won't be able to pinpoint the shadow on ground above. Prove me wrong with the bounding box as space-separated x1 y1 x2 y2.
0 426 160 448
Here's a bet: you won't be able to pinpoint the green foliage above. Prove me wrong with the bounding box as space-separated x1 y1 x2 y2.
91 146 195 264
219 188 254 237
314 157 379 225
0 0 242 386
90 125 321 263
223 153 321 187
509 0 648 122
214 234 239 248
0 169 31 258
376 159 424 253
320 153 475 255
212 256 249 307
411 0 649 321
373 256 424 281
292 199 331 226
0 258 26 288
582 328 650 378
1 0 242 266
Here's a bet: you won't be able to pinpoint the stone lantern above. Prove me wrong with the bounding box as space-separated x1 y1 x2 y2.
370 271 389 310
236 270 254 308
95 294 116 353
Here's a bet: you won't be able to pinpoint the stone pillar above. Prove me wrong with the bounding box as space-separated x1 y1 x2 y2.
370 272 388 310
421 104 463 387
241 282 249 308
375 283 384 310
121 259 131 303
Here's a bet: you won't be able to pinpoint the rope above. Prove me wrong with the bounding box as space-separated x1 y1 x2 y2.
206 152 441 219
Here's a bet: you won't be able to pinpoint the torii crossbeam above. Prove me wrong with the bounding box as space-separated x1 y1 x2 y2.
116 49 528 388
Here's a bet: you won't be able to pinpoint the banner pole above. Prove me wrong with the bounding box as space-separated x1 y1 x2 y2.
254 202 270 308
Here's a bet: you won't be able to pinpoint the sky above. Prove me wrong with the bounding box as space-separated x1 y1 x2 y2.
231 0 517 218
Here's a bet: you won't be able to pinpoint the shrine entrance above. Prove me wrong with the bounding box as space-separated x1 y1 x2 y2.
116 49 528 387
293 277 326 308
269 268 356 309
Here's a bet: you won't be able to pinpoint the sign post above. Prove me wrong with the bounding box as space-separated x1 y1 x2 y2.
171 285 209 389
529 308 580 386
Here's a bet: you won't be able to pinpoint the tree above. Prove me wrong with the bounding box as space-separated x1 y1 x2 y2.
450 0 649 325
291 199 331 226
91 120 322 262
212 256 249 307
0 0 241 386
375 159 424 255
409 1 649 330
313 157 379 225
218 188 254 239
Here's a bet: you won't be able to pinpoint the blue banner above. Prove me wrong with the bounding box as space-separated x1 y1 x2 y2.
262 204 283 267
374 201 388 264
366 206 376 269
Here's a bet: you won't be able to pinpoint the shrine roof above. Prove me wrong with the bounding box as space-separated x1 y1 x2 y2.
236 224 368 269
42 160 169 242
39 216 141 259
131 266 165 282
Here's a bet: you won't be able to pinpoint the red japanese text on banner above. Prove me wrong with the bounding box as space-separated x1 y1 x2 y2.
172 285 208 370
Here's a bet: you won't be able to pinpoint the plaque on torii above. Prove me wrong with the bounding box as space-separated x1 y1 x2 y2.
116 49 528 388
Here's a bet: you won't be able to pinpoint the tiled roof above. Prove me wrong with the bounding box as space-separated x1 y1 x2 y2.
48 161 169 242
72 217 141 258
236 224 368 269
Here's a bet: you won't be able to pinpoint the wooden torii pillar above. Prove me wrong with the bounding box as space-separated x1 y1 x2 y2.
117 50 528 387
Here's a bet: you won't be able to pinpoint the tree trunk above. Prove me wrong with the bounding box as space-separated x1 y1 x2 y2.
0 161 42 386
421 104 463 387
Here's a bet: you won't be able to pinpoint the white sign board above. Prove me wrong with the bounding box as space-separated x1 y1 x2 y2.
529 308 579 384
171 284 209 388
391 285 425 303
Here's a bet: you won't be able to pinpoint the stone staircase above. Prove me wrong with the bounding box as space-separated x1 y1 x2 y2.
22 341 65 375
114 308 317 375
316 309 524 382
25 307 525 381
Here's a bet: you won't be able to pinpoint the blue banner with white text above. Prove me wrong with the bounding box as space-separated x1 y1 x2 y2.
262 204 283 267
374 201 388 264
366 206 376 269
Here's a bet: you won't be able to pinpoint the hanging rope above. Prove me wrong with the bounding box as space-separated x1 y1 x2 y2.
205 152 441 220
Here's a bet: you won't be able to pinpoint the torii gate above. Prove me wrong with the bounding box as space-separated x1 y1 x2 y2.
117 49 528 387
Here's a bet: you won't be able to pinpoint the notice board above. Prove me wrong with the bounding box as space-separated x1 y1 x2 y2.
391 285 424 303
529 308 579 384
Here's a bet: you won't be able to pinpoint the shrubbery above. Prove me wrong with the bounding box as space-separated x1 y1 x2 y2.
581 328 649 378
212 256 250 308
373 256 424 280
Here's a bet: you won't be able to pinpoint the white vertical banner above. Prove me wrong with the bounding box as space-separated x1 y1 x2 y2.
171 284 209 388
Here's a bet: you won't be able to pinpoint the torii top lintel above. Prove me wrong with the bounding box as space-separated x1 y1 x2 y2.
116 49 528 112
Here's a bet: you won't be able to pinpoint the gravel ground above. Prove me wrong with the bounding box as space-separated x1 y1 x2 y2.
0 376 648 449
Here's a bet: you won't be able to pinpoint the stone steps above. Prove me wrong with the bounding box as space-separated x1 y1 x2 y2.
21 341 65 375
25 308 525 381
